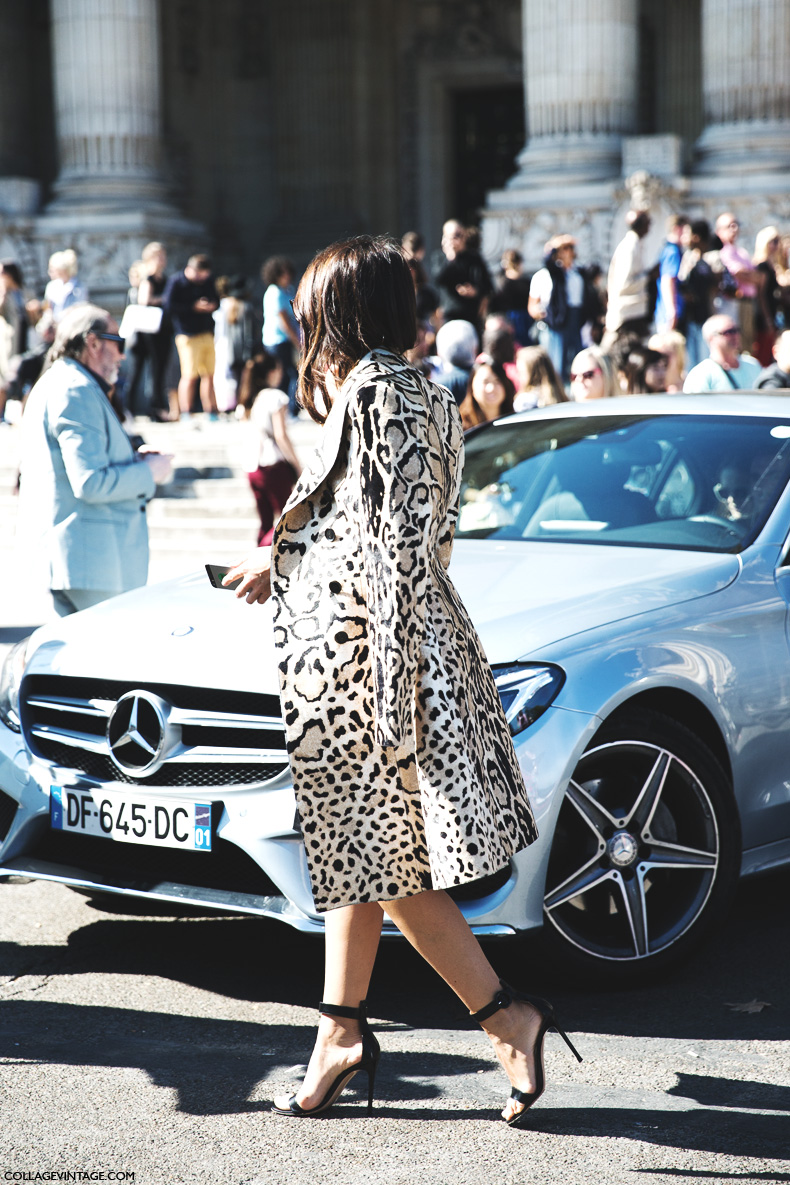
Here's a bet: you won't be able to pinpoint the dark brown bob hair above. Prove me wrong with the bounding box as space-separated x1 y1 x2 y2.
293 235 417 423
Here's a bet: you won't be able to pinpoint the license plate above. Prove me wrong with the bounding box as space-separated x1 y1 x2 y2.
50 786 212 852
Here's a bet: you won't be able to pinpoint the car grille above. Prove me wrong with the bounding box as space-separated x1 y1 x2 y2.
21 675 289 789
0 789 17 842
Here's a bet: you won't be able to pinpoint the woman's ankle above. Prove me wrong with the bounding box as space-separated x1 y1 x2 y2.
316 1014 362 1045
482 998 540 1044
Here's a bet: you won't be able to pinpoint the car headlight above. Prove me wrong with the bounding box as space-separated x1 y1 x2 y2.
0 639 28 733
493 663 565 737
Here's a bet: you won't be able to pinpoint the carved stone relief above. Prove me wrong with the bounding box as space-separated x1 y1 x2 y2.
413 0 521 61
483 165 790 274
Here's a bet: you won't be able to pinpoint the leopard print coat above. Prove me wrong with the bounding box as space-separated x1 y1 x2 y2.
270 350 537 911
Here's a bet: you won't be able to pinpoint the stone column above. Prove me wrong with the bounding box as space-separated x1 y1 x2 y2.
48 0 170 210
695 0 790 173
0 7 34 179
508 0 639 186
0 6 41 218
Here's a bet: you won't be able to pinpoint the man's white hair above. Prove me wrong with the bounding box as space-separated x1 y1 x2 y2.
702 314 735 345
48 247 80 277
46 302 112 367
435 319 479 369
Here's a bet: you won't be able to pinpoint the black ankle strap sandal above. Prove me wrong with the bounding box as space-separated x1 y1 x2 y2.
319 1000 368 1021
470 983 517 1024
471 979 582 1127
271 999 381 1118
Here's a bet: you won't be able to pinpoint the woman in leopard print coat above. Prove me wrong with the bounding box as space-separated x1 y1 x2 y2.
227 237 570 1127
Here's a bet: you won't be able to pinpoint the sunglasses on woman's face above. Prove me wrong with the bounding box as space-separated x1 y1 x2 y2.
570 368 600 382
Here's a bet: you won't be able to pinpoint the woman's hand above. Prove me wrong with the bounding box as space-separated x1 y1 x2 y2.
222 547 272 604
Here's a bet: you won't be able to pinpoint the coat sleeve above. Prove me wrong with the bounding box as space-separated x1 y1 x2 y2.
437 397 463 571
347 379 433 751
49 387 156 504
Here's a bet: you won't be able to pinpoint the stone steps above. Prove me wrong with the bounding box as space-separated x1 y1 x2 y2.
146 496 257 520
167 477 253 498
147 519 259 544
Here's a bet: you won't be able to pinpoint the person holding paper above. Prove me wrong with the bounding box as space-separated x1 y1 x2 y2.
124 242 172 420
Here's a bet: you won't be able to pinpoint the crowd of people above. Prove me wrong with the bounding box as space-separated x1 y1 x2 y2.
5 211 790 612
3 210 790 433
1 244 306 557
400 211 790 430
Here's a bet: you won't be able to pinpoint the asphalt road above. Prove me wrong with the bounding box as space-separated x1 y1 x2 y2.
1 872 789 1185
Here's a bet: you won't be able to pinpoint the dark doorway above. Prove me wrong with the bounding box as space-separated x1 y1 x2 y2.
452 87 525 227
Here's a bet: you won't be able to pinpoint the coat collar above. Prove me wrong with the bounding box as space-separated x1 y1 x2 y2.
283 350 408 515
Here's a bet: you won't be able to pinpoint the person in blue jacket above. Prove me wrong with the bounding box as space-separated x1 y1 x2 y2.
18 303 172 615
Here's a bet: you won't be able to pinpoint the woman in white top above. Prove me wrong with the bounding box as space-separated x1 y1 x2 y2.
236 352 302 544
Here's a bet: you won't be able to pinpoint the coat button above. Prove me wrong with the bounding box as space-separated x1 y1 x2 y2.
140 505 145 513
325 528 335 540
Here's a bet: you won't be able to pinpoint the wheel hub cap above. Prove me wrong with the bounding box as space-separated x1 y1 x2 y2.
607 830 639 868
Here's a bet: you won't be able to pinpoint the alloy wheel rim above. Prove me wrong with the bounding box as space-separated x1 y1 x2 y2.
544 739 720 961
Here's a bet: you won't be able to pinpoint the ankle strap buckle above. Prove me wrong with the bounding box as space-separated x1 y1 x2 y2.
470 984 512 1025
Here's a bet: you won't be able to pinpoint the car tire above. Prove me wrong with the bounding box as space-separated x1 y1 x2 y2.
542 707 741 982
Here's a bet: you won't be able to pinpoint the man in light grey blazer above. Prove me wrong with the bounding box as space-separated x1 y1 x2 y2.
18 303 173 615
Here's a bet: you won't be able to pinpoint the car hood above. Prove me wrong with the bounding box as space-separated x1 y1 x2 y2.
24 575 284 697
24 541 740 691
449 540 740 663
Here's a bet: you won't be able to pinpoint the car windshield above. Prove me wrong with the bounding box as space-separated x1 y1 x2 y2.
457 413 790 552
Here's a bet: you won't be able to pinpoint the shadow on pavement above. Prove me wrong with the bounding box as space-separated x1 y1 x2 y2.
632 1172 790 1180
669 1072 790 1112
1 865 789 1158
0 999 490 1118
0 867 788 1041
522 1104 790 1160
0 997 788 1157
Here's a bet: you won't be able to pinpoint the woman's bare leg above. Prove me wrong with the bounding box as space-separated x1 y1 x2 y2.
383 889 544 1121
273 901 382 1111
273 890 543 1120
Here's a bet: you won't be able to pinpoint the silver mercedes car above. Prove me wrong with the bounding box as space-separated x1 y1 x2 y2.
3 394 790 980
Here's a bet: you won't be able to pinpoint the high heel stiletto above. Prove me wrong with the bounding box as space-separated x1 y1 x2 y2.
270 999 381 1117
471 979 583 1127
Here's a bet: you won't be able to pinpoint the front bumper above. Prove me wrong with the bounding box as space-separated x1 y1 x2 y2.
0 701 600 937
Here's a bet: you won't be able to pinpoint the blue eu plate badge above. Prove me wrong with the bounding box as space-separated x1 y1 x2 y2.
50 784 64 830
194 803 212 851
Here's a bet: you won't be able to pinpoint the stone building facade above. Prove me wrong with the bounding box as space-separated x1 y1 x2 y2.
483 0 790 275
0 0 788 309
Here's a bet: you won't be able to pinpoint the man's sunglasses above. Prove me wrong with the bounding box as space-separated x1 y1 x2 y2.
94 331 125 352
715 327 740 338
714 482 749 503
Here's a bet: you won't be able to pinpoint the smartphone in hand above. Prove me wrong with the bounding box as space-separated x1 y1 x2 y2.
205 563 242 591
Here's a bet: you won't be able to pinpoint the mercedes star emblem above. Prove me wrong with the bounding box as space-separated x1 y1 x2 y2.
106 691 171 776
608 830 639 869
